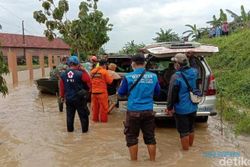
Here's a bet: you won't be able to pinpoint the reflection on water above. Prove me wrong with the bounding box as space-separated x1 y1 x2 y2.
0 81 249 167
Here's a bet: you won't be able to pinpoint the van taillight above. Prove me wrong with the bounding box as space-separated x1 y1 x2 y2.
206 74 216 96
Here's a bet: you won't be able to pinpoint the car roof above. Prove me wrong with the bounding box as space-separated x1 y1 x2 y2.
108 55 132 59
141 42 219 57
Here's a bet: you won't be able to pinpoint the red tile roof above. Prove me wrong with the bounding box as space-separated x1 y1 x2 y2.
0 33 70 50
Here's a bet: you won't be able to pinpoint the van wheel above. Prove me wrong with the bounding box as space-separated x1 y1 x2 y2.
196 116 208 123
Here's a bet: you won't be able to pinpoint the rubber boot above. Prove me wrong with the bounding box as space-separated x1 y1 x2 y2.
180 136 189 151
189 132 194 146
129 144 138 161
147 144 156 161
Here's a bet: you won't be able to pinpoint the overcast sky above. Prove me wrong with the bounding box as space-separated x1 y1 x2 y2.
0 0 250 52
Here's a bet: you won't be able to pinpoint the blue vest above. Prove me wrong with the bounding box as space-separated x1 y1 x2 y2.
61 69 88 101
174 68 198 114
125 68 158 111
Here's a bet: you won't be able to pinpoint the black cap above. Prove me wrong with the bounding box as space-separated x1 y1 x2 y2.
99 59 108 66
131 54 145 64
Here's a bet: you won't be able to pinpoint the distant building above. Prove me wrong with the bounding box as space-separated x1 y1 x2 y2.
0 33 70 64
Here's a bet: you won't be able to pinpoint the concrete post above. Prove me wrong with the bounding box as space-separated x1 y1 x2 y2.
39 53 45 77
53 55 59 66
48 54 53 68
26 53 33 80
7 50 18 85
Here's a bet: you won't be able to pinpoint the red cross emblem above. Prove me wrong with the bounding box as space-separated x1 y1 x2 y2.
67 71 74 78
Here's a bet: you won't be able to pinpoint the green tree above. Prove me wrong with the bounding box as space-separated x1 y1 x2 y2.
119 40 145 55
226 5 250 27
33 0 112 60
207 15 221 27
153 28 179 42
183 24 201 40
0 47 9 96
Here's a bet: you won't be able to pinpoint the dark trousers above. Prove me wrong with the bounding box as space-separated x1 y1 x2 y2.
66 97 89 133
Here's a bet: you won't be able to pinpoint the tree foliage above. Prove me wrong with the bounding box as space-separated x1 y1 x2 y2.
0 47 9 96
183 24 202 40
33 0 112 59
119 40 145 55
153 28 179 42
226 5 250 28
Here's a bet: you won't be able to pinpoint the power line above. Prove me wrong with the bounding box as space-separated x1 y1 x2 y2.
0 3 23 21
0 4 41 35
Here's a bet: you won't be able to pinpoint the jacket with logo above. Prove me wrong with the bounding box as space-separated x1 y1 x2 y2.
60 67 91 101
118 68 160 112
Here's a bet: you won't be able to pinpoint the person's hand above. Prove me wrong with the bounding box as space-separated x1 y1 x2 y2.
165 108 174 116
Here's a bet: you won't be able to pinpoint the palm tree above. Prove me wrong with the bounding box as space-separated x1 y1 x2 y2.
183 24 202 40
153 28 179 42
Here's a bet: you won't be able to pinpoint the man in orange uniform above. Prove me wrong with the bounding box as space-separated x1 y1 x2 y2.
91 59 113 122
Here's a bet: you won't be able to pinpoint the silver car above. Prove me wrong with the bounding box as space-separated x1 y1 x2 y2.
117 42 218 122
115 42 219 122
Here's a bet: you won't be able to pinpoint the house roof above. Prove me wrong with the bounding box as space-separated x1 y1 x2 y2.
0 33 70 50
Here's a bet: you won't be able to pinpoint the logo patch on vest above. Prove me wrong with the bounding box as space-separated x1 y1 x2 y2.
67 71 74 78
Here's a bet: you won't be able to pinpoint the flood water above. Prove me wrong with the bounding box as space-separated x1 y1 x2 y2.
0 71 249 167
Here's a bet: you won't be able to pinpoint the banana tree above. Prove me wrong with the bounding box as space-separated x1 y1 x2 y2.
226 5 250 27
183 24 202 40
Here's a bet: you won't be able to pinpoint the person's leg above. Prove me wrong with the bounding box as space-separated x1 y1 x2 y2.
141 112 156 161
180 136 189 150
108 95 117 114
91 94 100 122
66 101 76 132
129 144 138 161
76 98 89 133
175 113 190 151
124 112 140 161
188 112 196 146
99 93 109 122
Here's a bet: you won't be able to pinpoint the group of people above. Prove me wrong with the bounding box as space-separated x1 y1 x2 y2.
209 21 229 38
59 52 199 161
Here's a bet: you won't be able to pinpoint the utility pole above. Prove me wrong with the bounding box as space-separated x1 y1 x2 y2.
22 20 26 58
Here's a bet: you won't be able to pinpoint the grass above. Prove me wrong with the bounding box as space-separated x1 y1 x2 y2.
200 29 250 135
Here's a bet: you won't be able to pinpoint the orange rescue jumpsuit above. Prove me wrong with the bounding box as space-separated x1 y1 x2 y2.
91 66 113 122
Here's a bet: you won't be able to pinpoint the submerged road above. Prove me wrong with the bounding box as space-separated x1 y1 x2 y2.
0 81 249 167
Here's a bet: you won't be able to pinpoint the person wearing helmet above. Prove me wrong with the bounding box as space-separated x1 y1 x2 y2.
84 55 99 74
60 56 91 133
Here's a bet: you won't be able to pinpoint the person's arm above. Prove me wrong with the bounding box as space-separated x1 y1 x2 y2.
59 78 65 98
154 81 161 96
118 77 128 96
167 74 179 110
81 70 92 91
105 70 113 84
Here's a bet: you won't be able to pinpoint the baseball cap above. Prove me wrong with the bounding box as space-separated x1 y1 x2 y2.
131 54 145 64
68 56 79 65
171 53 188 65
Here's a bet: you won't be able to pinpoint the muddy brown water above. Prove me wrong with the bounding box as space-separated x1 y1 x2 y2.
0 71 249 167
